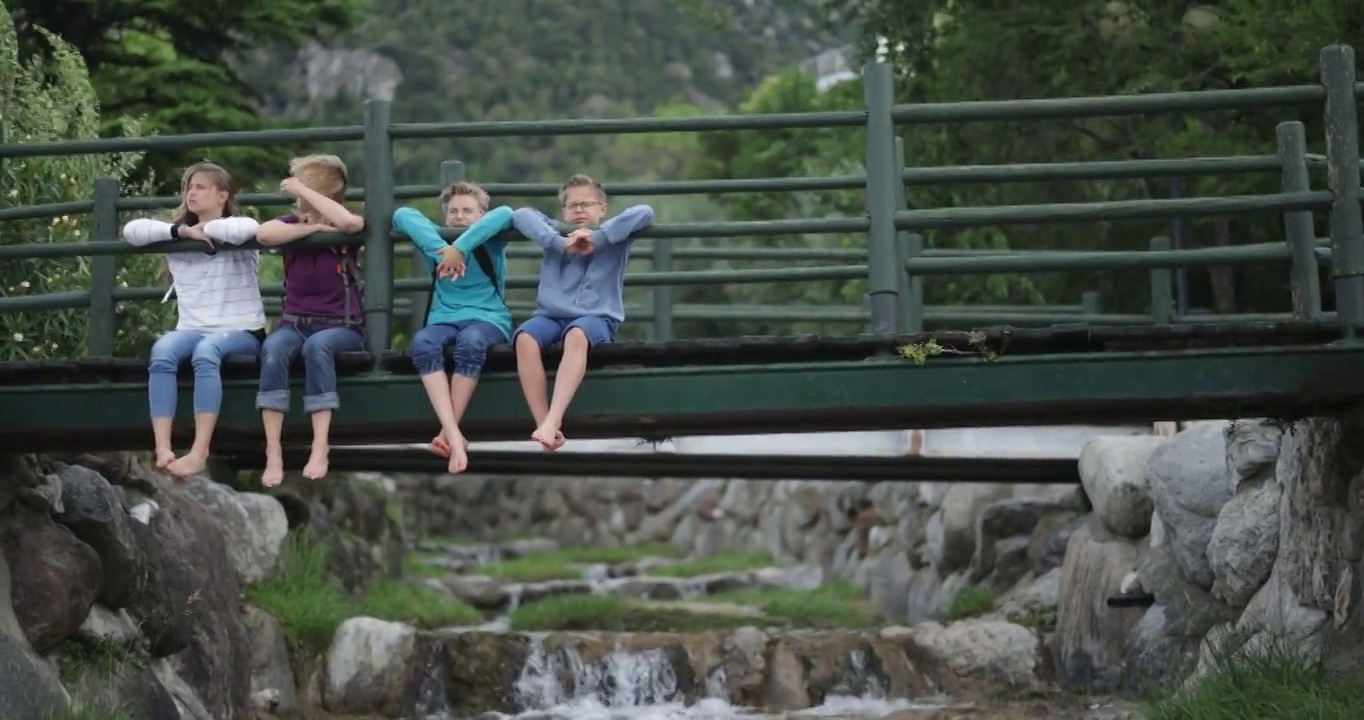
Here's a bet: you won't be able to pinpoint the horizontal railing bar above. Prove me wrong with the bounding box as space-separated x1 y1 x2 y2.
904 156 1301 185
0 290 91 312
904 242 1292 275
892 85 1326 124
505 246 868 261
0 126 365 161
4 154 1348 225
389 111 867 140
894 192 1332 231
0 218 874 260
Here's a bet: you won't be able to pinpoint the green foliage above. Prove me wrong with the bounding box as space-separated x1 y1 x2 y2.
357 579 481 629
0 4 169 361
807 0 1364 315
8 0 366 190
245 529 355 661
649 549 775 578
947 585 994 620
1145 633 1364 720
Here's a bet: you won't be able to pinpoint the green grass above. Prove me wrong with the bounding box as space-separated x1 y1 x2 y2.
246 529 356 661
508 594 775 632
711 581 878 628
358 579 482 629
403 551 450 579
508 581 876 632
249 530 490 658
477 543 681 583
1145 639 1364 720
947 586 994 620
649 550 774 578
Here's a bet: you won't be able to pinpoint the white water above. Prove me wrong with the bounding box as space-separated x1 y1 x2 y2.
498 637 945 720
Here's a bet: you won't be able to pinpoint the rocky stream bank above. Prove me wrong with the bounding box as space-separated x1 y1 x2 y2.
3 412 1363 719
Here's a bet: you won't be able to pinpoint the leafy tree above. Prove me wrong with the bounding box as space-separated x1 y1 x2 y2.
0 2 169 361
7 0 365 190
805 0 1364 315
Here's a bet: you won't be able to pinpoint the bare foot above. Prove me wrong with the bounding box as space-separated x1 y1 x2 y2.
154 448 176 469
302 448 329 480
531 423 565 452
261 449 285 488
166 452 207 479
446 428 469 474
429 432 450 458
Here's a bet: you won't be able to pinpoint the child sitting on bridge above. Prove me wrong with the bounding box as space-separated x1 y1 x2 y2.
393 181 514 474
511 174 654 451
121 162 264 479
252 154 367 486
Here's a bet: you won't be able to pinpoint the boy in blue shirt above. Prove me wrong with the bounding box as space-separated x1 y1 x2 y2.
510 174 654 450
392 182 513 473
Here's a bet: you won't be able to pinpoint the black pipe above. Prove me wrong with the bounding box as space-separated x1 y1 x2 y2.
223 447 1082 483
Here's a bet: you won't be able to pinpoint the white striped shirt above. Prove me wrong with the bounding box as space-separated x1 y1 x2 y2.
122 216 266 333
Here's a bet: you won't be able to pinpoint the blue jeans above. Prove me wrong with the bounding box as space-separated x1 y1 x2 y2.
514 315 618 349
147 329 263 419
411 321 509 378
256 325 365 414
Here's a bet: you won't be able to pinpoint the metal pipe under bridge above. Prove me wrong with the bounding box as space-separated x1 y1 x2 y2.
238 424 1180 483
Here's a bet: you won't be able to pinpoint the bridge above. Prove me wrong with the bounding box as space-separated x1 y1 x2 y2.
3 46 1364 474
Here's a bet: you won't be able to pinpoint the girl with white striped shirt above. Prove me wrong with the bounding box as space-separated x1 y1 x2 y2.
122 162 264 478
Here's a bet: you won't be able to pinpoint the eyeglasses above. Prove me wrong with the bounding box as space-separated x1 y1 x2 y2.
563 201 600 212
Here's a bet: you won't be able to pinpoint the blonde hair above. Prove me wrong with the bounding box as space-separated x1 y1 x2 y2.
170 162 236 226
289 154 349 219
440 181 490 214
558 173 606 206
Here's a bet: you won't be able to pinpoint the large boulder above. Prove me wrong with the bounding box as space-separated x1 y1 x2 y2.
1145 422 1234 589
0 503 102 652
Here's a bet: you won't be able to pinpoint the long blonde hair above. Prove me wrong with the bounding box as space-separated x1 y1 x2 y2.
159 162 237 281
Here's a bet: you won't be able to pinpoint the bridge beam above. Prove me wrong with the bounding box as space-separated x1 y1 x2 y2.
1 345 1362 454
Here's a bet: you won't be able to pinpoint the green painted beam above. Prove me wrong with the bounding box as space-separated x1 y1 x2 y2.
0 345 1360 454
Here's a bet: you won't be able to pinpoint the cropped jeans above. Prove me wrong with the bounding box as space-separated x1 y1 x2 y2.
410 321 508 378
256 324 365 414
147 329 263 419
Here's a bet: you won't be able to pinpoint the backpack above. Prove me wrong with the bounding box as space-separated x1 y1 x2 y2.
416 242 500 328
281 245 364 326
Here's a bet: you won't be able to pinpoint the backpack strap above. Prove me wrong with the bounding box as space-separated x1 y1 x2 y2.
419 242 501 328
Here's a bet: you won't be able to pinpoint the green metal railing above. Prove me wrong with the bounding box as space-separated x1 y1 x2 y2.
0 44 1361 360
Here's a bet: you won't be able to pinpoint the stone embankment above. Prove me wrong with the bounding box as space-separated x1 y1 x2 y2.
3 411 1358 718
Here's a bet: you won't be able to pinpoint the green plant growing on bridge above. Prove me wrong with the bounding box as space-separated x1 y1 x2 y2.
898 331 998 365
0 6 168 361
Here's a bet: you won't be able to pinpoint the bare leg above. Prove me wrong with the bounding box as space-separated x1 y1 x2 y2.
302 410 333 480
532 329 589 452
152 418 176 468
516 333 564 451
261 410 286 487
166 412 217 478
420 372 467 473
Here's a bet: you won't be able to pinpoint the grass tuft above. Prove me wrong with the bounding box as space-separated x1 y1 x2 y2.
358 579 482 629
1146 635 1364 720
509 580 875 632
947 586 994 620
245 529 357 661
477 543 682 583
649 550 774 578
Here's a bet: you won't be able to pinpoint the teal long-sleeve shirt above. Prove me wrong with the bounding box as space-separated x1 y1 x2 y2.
392 205 513 339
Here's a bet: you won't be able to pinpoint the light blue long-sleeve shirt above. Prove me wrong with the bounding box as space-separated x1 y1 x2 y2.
510 204 655 323
392 206 513 339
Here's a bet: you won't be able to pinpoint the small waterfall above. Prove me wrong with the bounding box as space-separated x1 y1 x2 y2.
505 639 927 720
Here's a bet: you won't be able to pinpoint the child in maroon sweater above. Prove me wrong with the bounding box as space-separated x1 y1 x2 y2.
253 155 366 486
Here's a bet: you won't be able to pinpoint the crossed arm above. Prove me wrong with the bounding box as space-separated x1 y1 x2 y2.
122 217 261 248
511 204 655 253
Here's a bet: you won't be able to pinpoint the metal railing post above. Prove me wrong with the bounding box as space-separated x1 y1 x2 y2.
1319 44 1363 336
1275 121 1322 320
862 61 900 334
362 100 396 362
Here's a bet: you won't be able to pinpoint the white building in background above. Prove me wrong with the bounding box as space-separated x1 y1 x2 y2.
801 44 857 92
